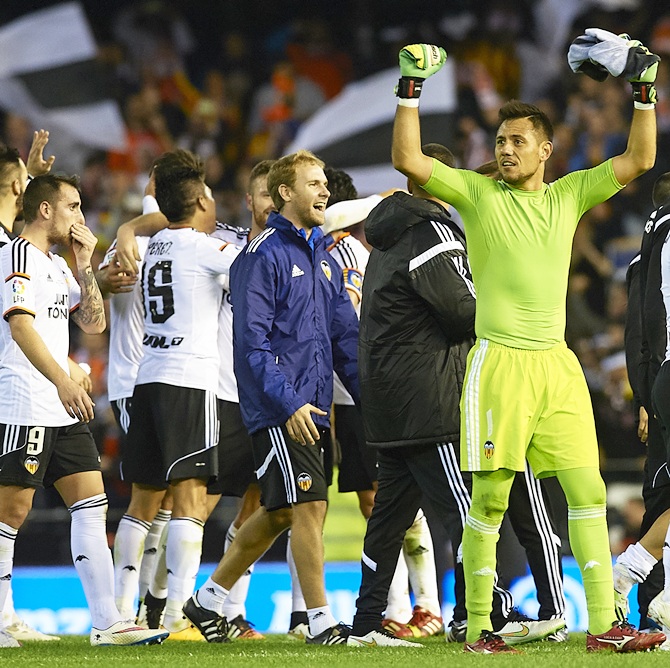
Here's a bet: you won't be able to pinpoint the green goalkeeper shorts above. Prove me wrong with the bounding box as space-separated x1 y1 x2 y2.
460 339 599 476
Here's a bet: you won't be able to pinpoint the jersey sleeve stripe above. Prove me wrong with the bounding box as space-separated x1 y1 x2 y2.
3 305 36 320
247 228 275 253
338 241 357 268
5 271 30 282
11 238 29 275
218 242 230 251
70 304 80 314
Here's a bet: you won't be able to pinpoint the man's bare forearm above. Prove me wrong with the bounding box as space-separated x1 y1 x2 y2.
73 265 106 333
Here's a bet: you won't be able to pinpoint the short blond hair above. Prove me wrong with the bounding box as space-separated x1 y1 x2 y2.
267 150 325 211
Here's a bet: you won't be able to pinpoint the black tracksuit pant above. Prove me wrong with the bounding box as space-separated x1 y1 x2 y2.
352 444 566 634
505 462 566 621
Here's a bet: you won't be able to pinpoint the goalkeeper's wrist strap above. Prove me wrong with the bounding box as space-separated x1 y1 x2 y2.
631 82 656 109
396 76 424 99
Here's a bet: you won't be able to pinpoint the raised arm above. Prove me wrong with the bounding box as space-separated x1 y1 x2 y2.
70 224 106 334
391 44 446 185
26 129 55 177
573 31 660 186
392 106 434 185
612 106 657 186
115 211 168 274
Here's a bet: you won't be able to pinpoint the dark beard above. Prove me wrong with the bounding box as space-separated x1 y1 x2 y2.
46 230 71 248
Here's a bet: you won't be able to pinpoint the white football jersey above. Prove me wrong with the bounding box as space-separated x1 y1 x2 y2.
135 227 240 392
0 238 81 426
211 222 248 402
0 225 11 246
329 233 368 405
99 236 150 401
662 230 670 362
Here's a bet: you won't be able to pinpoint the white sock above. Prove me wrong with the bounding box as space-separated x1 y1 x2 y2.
163 517 204 632
0 523 17 629
386 549 412 622
139 509 171 600
113 514 151 618
287 531 306 613
196 577 229 616
70 494 120 630
148 522 169 599
663 524 670 597
1 582 15 627
616 542 657 594
307 605 336 636
221 523 253 619
404 510 440 616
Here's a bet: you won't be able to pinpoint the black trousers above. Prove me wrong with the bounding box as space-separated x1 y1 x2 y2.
352 444 566 634
506 463 566 621
638 454 670 626
641 363 670 625
353 442 520 634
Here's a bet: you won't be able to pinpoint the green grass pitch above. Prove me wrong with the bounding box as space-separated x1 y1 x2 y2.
4 634 670 668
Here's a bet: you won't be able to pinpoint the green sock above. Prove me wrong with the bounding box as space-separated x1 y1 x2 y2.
463 510 502 643
568 504 614 635
557 468 614 635
463 469 514 644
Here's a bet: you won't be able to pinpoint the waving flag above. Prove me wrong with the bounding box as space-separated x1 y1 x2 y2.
287 61 457 194
0 2 126 150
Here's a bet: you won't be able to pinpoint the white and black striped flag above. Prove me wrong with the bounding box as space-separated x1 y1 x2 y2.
0 2 126 150
287 60 457 195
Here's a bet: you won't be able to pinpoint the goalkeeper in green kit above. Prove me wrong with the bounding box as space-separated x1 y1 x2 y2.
391 40 664 653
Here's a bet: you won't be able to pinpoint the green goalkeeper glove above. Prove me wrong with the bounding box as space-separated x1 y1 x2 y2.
620 34 659 107
396 44 447 99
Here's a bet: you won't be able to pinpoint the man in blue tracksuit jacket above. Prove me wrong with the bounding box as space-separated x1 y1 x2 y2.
185 150 360 645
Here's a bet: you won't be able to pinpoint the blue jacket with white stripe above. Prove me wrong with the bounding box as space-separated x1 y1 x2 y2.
230 211 360 434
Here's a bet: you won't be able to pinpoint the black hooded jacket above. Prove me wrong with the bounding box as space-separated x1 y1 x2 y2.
359 191 475 448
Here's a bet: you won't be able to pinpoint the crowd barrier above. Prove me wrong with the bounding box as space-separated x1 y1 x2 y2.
13 557 633 635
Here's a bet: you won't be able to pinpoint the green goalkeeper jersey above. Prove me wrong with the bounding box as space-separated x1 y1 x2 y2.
423 159 623 350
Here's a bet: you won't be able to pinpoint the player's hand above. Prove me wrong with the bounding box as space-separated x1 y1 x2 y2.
399 44 447 79
68 358 93 394
617 34 660 83
286 403 327 446
626 38 659 105
115 226 141 274
26 129 56 177
96 263 137 294
70 223 98 268
58 376 95 422
638 405 648 443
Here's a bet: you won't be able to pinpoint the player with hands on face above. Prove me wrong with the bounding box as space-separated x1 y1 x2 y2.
0 174 168 648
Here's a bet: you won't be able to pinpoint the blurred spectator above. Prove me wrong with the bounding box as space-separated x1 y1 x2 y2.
286 18 353 99
452 0 527 100
2 114 33 162
247 60 325 159
108 84 174 179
